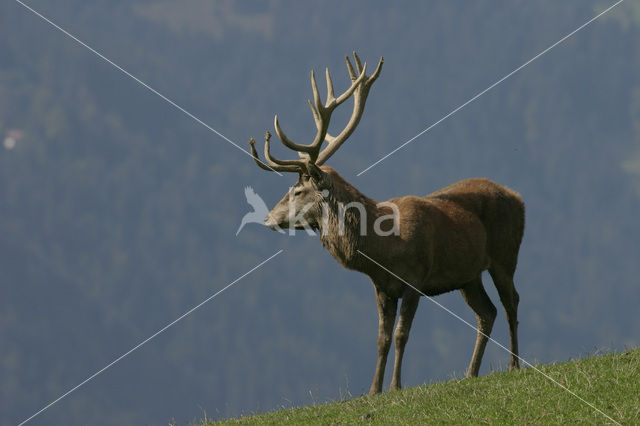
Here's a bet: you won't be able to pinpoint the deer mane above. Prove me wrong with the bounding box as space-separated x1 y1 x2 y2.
318 167 378 269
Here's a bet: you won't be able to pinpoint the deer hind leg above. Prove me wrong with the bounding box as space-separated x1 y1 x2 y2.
369 287 398 395
389 292 420 391
460 276 497 378
489 266 520 370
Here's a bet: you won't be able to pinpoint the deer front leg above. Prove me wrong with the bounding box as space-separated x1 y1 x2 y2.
389 292 420 391
368 287 398 395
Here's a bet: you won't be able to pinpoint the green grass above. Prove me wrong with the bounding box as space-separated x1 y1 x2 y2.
202 348 640 425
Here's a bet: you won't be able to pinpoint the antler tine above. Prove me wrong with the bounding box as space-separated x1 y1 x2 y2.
308 100 321 130
316 55 384 166
353 51 364 74
325 67 335 104
369 55 384 84
274 114 319 156
248 138 271 171
263 131 305 168
310 70 322 112
334 62 366 106
248 133 304 173
274 115 299 149
345 55 357 81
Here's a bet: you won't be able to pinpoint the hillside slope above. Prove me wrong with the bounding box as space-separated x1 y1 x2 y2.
207 349 639 425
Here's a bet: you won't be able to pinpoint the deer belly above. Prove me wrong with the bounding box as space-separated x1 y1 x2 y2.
428 223 489 287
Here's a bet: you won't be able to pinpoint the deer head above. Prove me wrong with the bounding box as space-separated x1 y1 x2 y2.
249 52 383 231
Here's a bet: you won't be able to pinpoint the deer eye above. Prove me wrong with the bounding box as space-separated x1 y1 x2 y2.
293 189 302 196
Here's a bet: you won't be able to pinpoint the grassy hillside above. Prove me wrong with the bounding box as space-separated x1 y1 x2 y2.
205 349 639 425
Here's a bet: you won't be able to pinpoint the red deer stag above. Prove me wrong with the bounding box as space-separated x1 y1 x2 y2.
249 53 525 394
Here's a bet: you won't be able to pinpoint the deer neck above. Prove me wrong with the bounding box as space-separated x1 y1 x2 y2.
317 175 384 270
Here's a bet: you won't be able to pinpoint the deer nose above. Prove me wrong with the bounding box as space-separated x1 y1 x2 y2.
264 215 276 227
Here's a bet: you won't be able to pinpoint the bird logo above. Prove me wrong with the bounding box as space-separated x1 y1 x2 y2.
236 186 283 235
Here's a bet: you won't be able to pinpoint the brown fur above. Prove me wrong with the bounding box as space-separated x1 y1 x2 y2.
268 166 525 394
253 53 524 394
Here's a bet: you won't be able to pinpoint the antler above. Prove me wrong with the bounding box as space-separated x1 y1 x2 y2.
249 52 383 173
249 131 304 173
316 53 383 165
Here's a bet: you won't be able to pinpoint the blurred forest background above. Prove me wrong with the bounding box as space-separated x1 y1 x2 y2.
2 1 640 424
